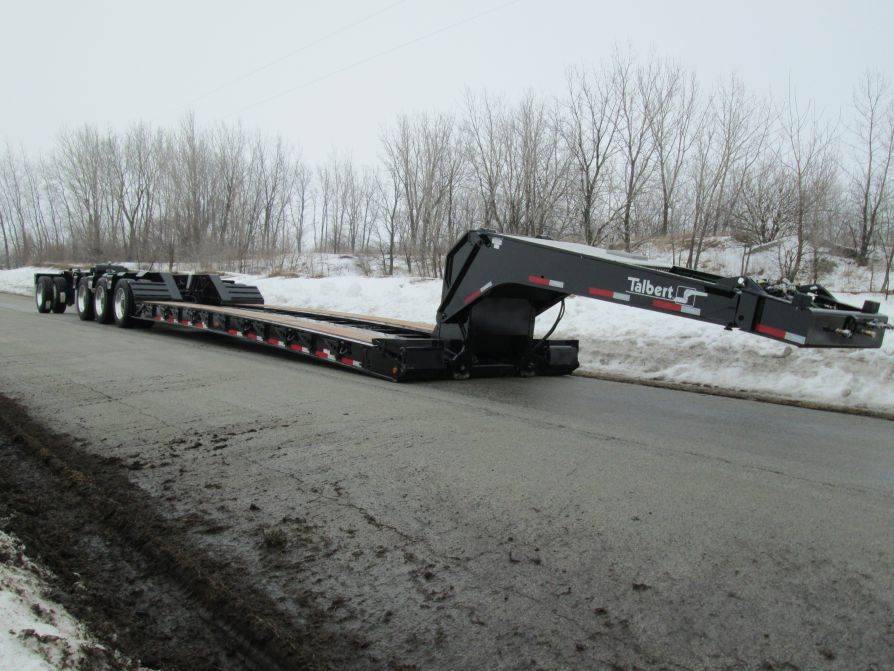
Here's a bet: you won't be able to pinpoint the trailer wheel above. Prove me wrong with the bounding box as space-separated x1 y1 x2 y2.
51 276 69 313
76 277 95 321
35 276 54 313
113 280 136 328
93 277 114 324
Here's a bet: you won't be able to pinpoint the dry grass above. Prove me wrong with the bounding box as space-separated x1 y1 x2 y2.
266 269 301 279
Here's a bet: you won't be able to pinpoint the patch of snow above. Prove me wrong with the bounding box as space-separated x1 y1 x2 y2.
540 292 892 413
224 274 442 325
0 529 125 670
640 235 892 293
0 267 59 297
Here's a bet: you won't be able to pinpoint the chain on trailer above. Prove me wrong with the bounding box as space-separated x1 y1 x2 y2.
32 230 891 381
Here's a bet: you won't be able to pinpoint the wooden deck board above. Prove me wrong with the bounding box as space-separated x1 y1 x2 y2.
254 303 435 333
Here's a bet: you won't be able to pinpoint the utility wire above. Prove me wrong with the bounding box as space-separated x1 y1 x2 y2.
232 0 523 116
190 0 407 105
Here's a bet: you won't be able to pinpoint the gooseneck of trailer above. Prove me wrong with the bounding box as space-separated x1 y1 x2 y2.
33 229 890 381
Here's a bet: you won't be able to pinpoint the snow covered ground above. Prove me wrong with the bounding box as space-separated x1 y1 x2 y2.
2 253 891 415
0 529 128 670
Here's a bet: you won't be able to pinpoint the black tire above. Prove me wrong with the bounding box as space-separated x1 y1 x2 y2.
113 280 136 328
51 276 69 313
35 276 54 313
76 277 95 321
93 277 114 324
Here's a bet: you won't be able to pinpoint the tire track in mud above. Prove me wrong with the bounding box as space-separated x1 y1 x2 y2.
0 392 363 671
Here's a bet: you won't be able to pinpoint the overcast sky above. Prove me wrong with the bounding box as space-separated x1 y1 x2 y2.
2 0 891 164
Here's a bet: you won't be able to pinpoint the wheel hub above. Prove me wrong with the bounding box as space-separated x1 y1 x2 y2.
115 289 126 320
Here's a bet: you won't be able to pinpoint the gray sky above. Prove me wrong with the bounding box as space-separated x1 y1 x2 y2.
2 0 892 164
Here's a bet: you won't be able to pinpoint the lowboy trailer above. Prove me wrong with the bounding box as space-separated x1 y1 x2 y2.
34 230 890 381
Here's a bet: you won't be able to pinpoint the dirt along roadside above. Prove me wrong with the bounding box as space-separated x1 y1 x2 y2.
0 392 363 671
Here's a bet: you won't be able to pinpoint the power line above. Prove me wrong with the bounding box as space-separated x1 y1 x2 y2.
190 0 407 106
232 0 524 116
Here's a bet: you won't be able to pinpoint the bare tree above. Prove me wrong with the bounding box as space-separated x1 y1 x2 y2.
878 207 893 295
513 94 569 237
464 90 505 231
686 76 769 269
848 71 894 265
256 136 294 259
382 112 457 275
644 60 701 238
0 146 32 264
289 158 311 255
57 126 109 260
612 52 656 251
105 123 161 261
562 66 619 245
316 154 350 254
465 91 568 240
733 155 794 247
169 113 214 264
0 207 9 267
375 172 401 275
779 91 836 280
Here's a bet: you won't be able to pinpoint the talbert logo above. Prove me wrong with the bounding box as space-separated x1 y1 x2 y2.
627 276 707 306
627 276 674 299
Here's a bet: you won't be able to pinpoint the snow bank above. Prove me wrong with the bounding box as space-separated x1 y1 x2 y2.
0 530 118 670
550 292 893 413
227 273 442 325
0 266 59 297
2 266 891 414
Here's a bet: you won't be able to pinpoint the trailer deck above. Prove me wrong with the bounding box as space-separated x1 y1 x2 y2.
138 300 440 381
148 301 418 344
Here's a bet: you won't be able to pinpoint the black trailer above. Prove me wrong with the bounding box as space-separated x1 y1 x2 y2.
33 229 890 381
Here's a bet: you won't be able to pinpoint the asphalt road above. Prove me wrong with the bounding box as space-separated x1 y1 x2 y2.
1 291 892 670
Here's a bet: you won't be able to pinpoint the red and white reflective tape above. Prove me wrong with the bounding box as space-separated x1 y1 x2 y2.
315 348 336 361
528 275 565 289
652 299 701 317
289 343 310 354
227 329 244 337
158 314 206 329
463 281 494 305
340 356 363 368
588 287 631 302
246 333 264 343
755 323 806 345
267 337 287 348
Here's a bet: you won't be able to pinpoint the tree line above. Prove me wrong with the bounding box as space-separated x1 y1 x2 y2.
2 54 893 288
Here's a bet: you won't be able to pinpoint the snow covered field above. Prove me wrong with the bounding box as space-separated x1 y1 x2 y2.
2 258 891 415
